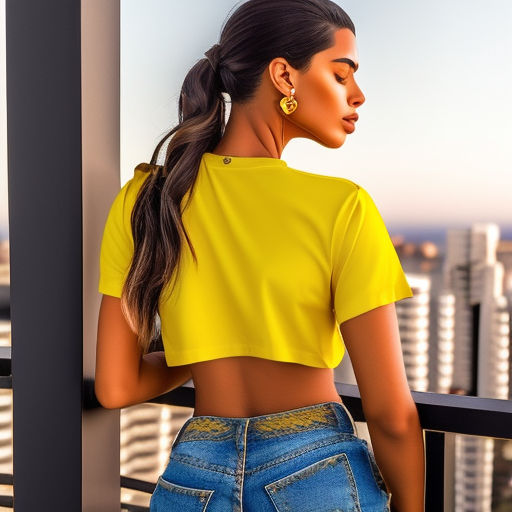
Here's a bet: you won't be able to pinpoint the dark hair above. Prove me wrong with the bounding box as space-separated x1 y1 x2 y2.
121 0 356 354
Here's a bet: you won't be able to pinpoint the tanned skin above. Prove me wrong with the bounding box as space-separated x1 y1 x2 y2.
95 28 425 512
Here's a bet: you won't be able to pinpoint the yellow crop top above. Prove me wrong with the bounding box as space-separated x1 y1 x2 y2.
98 152 413 368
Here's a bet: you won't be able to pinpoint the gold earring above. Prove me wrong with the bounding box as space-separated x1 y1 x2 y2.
280 87 297 114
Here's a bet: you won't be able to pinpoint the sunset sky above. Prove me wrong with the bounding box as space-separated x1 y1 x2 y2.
1 0 511 238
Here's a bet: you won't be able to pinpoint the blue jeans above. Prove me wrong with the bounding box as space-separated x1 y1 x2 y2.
149 400 392 511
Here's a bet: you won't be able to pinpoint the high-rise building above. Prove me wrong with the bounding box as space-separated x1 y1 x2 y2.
436 291 456 394
396 274 430 392
444 228 473 395
444 223 510 512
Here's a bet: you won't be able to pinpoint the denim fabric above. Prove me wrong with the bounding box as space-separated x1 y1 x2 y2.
149 400 392 511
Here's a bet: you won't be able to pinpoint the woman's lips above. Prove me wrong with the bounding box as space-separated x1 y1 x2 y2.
342 118 356 133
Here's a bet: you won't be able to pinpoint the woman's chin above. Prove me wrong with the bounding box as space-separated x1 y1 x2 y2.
304 128 347 149
329 131 348 148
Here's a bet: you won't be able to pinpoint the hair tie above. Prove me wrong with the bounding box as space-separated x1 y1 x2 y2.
204 43 221 74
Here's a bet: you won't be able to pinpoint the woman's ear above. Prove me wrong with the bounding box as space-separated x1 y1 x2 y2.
267 58 296 97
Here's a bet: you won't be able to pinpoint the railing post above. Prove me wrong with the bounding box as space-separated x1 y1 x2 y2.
424 430 445 511
7 0 83 509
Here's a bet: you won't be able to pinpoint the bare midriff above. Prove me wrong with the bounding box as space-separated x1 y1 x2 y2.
190 356 343 418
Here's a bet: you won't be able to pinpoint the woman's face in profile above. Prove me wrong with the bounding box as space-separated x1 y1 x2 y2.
286 28 365 148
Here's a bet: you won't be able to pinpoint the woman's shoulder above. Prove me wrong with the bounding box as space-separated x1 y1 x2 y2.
287 166 361 192
284 164 363 209
105 163 154 222
285 164 359 187
134 162 164 176
123 162 155 196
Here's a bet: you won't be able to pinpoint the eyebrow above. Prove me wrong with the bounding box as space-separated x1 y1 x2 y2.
331 57 358 72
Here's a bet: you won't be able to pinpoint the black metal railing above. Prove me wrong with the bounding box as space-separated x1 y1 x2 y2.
114 381 512 512
0 361 510 510
0 347 509 512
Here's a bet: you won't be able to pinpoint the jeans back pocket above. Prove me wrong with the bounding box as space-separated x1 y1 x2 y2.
264 452 362 512
149 475 215 511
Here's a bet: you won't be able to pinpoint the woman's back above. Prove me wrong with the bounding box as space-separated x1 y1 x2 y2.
191 356 340 417
98 151 412 420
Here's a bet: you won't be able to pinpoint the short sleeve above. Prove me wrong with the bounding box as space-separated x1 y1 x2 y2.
331 185 413 325
98 170 150 297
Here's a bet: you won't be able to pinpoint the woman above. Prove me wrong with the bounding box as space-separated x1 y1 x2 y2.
95 0 425 510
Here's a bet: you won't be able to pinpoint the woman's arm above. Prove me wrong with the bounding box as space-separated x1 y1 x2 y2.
126 350 192 409
95 294 192 409
340 302 425 512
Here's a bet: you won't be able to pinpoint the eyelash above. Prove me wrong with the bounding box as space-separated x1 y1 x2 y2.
335 74 347 84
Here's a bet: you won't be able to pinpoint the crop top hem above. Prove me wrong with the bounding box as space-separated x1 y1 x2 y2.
162 343 340 369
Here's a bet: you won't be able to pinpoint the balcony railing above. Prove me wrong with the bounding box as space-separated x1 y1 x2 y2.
0 346 509 510
1 360 510 511
86 378 512 512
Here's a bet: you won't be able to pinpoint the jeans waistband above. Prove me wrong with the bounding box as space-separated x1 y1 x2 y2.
174 400 358 445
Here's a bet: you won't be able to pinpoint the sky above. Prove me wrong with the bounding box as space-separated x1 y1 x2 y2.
1 0 511 239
